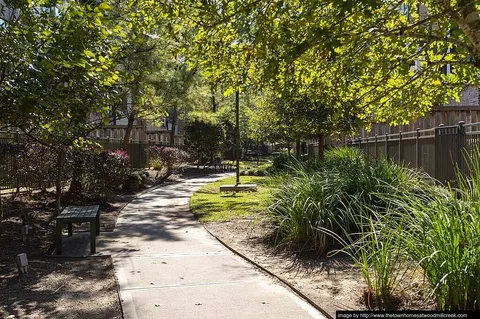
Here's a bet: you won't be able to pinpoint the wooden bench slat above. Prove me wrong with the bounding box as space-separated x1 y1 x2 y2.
219 184 258 192
56 205 100 255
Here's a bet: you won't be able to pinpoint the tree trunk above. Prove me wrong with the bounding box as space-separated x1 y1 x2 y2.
66 159 83 200
169 105 177 147
453 1 480 67
318 133 325 161
211 88 217 112
122 110 137 150
295 138 301 158
55 147 65 217
235 90 240 185
256 140 260 166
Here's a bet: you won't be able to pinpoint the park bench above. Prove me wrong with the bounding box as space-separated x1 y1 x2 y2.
55 205 100 255
219 183 257 192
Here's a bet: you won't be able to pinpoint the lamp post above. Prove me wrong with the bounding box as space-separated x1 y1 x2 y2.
235 90 240 185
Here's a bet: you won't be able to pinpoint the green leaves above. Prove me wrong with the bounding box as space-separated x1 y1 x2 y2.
0 0 125 146
83 49 96 59
98 2 111 11
168 0 480 128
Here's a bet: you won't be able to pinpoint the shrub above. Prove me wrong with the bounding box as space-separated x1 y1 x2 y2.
1 142 132 199
147 146 188 180
268 147 430 254
68 147 131 199
149 159 163 171
1 143 66 191
123 170 149 192
271 152 293 172
184 119 225 166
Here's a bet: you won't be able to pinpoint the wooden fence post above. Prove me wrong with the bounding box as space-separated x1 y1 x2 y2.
374 134 378 159
398 131 402 164
385 133 389 159
365 136 371 156
415 128 420 169
434 124 444 182
458 121 465 176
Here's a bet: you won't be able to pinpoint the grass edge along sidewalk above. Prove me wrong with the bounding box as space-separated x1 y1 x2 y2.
190 175 271 222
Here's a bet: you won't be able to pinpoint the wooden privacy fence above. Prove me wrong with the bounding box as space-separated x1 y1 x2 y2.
348 121 480 184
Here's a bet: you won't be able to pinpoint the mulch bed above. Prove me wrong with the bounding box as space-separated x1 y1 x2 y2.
0 191 124 318
0 257 121 319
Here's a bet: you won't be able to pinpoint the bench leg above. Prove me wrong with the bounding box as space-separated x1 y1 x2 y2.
96 213 100 235
68 223 73 236
56 221 62 255
90 220 96 254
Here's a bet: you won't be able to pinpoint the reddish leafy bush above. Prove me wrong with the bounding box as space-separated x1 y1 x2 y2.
147 146 188 179
1 141 132 199
68 146 131 199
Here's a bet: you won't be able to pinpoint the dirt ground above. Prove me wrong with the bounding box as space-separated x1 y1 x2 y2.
204 218 436 318
0 257 121 319
0 191 124 319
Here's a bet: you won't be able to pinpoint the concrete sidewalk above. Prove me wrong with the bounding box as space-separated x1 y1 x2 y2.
98 174 326 319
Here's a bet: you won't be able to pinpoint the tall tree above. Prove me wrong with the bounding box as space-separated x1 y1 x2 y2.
0 0 124 215
107 0 185 148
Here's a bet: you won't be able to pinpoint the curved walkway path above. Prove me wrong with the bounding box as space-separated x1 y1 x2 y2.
98 174 326 319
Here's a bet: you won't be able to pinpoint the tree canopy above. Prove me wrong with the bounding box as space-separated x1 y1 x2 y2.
3 0 480 151
1 0 122 144
166 0 480 126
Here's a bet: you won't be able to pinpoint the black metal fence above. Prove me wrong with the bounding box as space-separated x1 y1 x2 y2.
0 132 167 191
0 131 31 191
348 121 480 184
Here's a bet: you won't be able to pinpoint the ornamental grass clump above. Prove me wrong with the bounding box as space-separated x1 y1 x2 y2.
268 147 430 255
331 210 407 308
344 146 480 310
383 147 480 310
381 187 480 310
269 146 480 309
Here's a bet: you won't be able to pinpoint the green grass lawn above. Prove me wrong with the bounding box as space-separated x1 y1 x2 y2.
224 158 273 172
190 176 271 222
